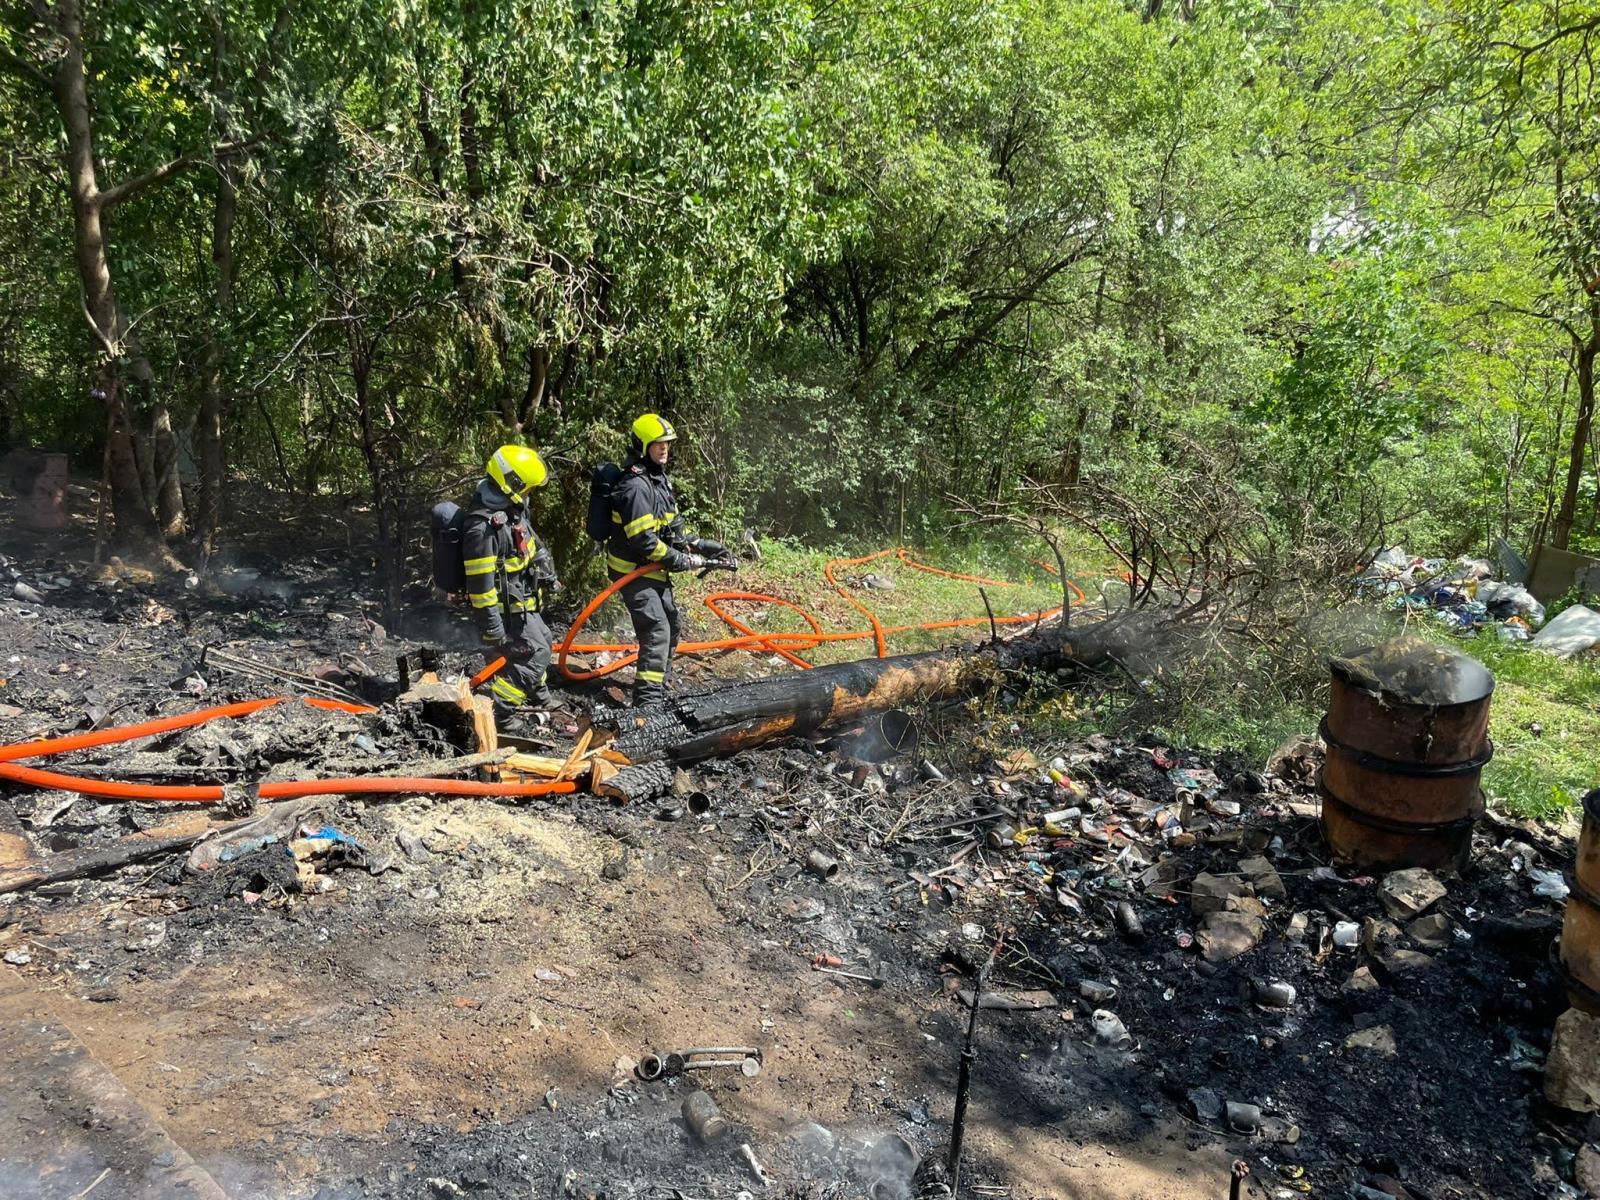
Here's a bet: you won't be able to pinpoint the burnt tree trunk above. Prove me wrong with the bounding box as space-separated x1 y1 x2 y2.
596 618 1139 769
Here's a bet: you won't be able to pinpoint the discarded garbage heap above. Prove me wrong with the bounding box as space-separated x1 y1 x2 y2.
1319 638 1494 875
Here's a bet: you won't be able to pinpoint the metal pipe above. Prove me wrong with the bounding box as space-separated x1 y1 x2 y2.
948 938 1000 1191
202 646 365 705
812 966 883 988
639 1047 762 1080
805 850 839 879
638 1054 666 1080
681 1057 762 1077
1229 1159 1250 1200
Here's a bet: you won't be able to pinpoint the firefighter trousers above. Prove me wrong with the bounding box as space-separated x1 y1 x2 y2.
618 573 679 706
483 612 553 713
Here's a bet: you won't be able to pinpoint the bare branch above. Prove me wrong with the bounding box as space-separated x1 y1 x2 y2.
79 296 121 359
97 153 205 209
1489 14 1600 60
98 138 260 209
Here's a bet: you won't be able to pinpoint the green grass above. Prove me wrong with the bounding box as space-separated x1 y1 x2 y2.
1147 616 1600 825
670 530 1106 666
1144 614 1599 825
1430 627 1600 822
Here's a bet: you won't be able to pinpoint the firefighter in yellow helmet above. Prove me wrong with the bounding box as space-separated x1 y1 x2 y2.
463 445 560 714
605 414 735 705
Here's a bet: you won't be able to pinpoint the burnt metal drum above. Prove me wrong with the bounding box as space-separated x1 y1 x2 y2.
1320 639 1494 875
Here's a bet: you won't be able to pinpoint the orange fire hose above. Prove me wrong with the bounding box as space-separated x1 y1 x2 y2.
469 657 507 689
0 760 577 804
0 694 573 805
554 545 1087 683
0 697 291 764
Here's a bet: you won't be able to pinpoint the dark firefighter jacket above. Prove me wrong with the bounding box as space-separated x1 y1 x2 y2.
461 478 556 644
605 459 701 578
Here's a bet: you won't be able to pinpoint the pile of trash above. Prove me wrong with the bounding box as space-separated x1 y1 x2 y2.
1355 545 1600 658
1355 547 1547 640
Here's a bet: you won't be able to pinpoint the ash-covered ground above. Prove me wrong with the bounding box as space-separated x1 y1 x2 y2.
0 521 1593 1200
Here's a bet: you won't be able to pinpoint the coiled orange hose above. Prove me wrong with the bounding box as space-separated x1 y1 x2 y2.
554 546 1086 683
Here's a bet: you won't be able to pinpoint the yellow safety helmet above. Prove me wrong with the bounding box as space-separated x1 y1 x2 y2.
630 413 678 458
486 444 548 500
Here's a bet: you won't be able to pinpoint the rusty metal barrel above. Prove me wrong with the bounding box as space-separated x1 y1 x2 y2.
1559 790 1600 1016
1319 638 1494 875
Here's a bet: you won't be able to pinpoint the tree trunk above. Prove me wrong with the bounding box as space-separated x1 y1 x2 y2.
151 401 186 538
1552 318 1598 551
1061 267 1108 492
519 344 550 430
44 0 166 549
351 340 402 623
198 150 238 559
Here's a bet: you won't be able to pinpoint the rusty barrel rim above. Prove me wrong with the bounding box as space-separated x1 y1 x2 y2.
1329 651 1496 711
1318 717 1493 778
1569 868 1600 915
1317 777 1480 836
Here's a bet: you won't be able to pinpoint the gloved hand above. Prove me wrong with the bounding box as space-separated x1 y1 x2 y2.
695 538 729 559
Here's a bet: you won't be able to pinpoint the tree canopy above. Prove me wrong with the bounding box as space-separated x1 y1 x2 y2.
2 0 1597 609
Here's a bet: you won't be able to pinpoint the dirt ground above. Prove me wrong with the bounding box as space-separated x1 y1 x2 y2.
0 494 1593 1200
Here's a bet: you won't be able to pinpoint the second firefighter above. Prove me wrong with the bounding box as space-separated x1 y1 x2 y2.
605 413 735 705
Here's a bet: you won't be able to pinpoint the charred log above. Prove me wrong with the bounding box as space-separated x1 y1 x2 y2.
1 828 210 896
594 761 674 805
598 617 1139 766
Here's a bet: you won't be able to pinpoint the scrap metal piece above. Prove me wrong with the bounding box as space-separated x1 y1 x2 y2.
637 1046 763 1080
